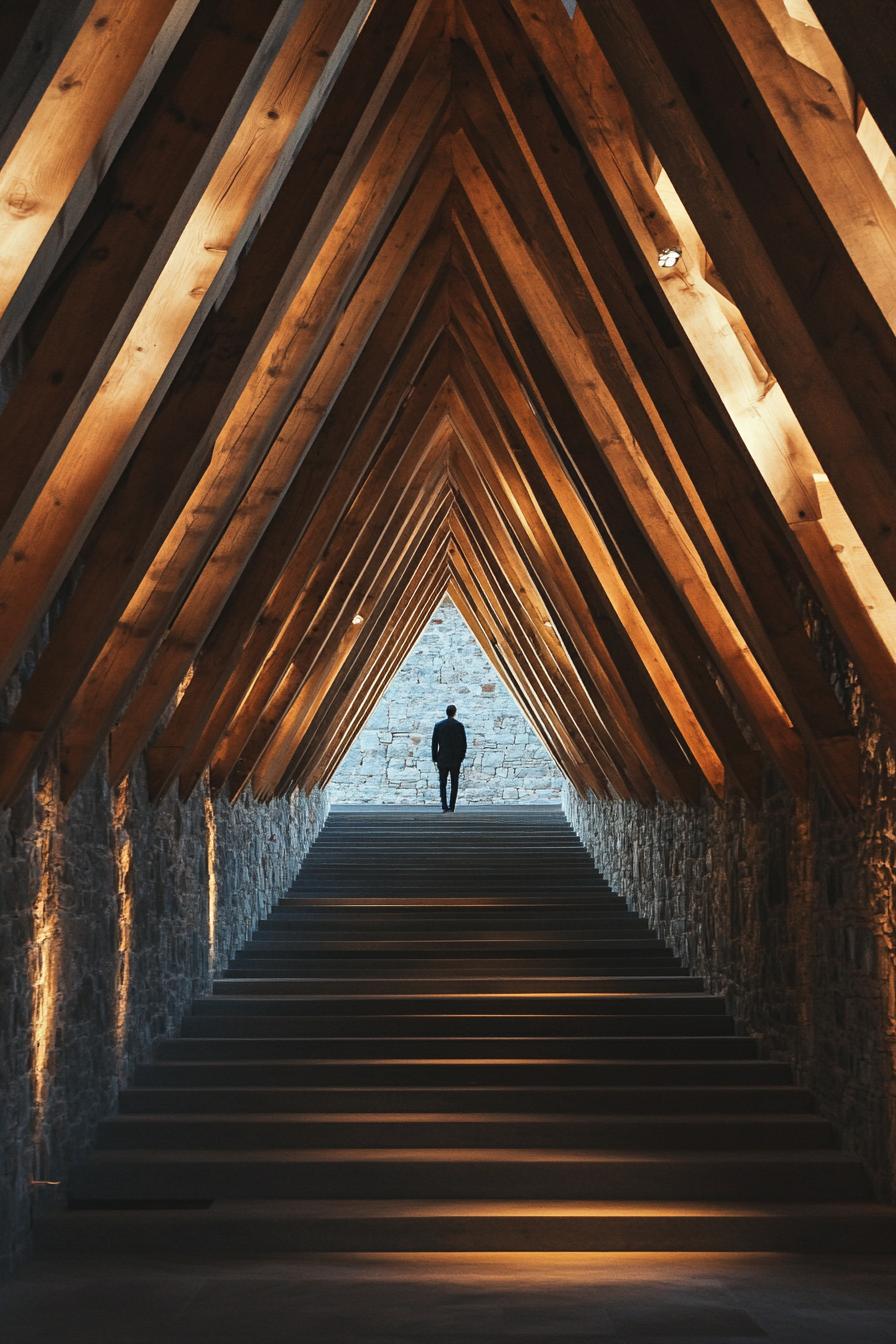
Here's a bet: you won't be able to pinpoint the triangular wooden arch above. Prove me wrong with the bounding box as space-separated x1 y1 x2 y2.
2 0 894 813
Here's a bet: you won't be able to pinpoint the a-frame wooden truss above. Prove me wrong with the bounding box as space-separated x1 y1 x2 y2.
1 0 894 810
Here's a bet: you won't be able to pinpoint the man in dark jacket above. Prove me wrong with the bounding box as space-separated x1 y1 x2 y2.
431 704 467 812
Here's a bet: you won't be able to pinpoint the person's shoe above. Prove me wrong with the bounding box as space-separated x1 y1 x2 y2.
441 807 449 813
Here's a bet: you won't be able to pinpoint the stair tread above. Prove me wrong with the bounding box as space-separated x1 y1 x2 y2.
81 1146 859 1164
67 810 891 1251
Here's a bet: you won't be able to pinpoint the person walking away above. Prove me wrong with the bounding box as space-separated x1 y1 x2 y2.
431 704 466 812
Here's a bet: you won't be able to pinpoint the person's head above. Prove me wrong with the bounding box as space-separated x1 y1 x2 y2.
446 704 457 718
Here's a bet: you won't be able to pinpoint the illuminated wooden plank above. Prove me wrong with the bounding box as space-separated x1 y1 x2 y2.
177 288 450 802
449 397 677 803
448 510 610 797
0 0 430 756
56 129 449 804
99 104 449 790
149 230 449 800
577 0 896 605
228 451 450 799
447 251 730 797
712 0 896 337
0 1 94 154
204 364 454 792
446 563 588 795
0 0 372 690
453 127 801 794
269 515 448 795
0 0 295 560
0 0 197 358
309 559 450 794
252 490 451 797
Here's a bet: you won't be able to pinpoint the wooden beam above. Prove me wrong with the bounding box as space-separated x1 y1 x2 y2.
310 553 450 793
711 0 896 335
202 364 454 794
456 0 858 805
577 0 896 604
446 248 734 798
809 0 896 158
231 461 450 800
97 114 450 795
452 123 802 795
274 516 449 796
55 149 449 802
0 0 382 685
311 561 449 793
0 1 94 155
445 564 588 794
255 494 451 796
0 0 197 359
0 0 431 736
173 288 450 803
510 0 877 777
0 0 295 558
447 509 605 796
120 229 450 802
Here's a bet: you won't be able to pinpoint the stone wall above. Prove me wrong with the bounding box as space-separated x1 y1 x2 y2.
0 684 327 1273
330 596 563 805
564 615 896 1200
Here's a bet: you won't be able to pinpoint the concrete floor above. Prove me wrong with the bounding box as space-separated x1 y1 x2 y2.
2 1250 895 1343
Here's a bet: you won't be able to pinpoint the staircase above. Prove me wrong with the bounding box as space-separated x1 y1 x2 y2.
49 806 895 1252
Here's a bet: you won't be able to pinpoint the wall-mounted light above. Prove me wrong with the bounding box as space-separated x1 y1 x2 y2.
352 613 364 625
658 247 682 269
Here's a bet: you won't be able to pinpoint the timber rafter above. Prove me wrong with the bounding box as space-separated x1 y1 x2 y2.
0 0 892 812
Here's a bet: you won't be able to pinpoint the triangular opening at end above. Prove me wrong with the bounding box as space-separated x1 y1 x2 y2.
329 594 565 805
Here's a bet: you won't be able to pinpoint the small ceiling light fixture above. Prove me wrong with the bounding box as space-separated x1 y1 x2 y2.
351 613 364 625
658 246 682 269
543 618 554 630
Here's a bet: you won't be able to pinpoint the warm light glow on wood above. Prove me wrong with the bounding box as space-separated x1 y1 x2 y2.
0 1 193 341
0 1 370 677
655 166 896 675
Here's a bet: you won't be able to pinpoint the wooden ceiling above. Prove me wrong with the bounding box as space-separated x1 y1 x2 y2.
1 0 894 808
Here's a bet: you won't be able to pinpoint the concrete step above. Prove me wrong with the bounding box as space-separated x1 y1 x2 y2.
134 1058 793 1087
243 936 675 951
215 974 704 993
40 1199 896 1253
194 991 726 1015
67 1147 870 1202
153 1035 758 1061
177 1013 736 1039
60 806 892 1253
116 1083 817 1116
261 913 646 930
96 1112 837 1151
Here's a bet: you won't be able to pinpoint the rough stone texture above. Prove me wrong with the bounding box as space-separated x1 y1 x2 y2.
564 611 896 1201
330 596 563 805
0 640 327 1273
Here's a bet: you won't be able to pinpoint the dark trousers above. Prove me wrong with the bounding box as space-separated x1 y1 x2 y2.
438 764 459 811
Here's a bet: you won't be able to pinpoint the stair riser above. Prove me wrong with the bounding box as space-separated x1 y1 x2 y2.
261 916 646 930
68 1160 870 1202
117 1085 817 1115
195 995 725 1015
214 976 704 993
178 1015 736 1038
96 1117 836 1151
135 1061 788 1086
154 1037 756 1061
38 1210 893 1254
